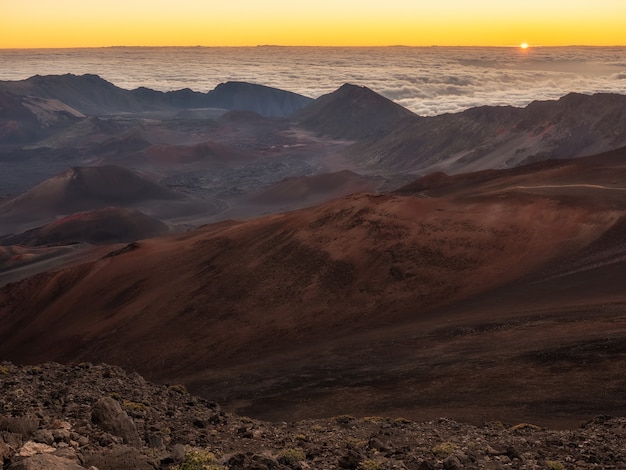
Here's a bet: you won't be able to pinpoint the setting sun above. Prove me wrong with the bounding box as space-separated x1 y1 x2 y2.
520 43 529 49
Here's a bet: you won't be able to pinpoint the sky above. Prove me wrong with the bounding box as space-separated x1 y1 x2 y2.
2 0 626 48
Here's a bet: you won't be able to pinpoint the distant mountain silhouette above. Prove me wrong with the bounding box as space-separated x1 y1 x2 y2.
292 83 417 140
0 74 313 117
208 81 312 117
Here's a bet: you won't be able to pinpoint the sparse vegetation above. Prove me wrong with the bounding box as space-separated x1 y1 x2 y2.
277 447 306 465
432 442 456 456
359 459 383 470
394 417 411 425
1 362 626 468
0 366 8 375
546 460 565 470
510 423 542 432
171 448 226 470
362 416 386 424
123 400 148 412
336 415 356 424
168 384 187 394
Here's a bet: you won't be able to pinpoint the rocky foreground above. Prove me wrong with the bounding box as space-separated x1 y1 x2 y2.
0 363 624 469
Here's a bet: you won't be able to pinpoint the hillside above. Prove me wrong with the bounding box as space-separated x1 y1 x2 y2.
0 165 180 218
0 91 84 144
347 92 626 174
1 149 625 427
0 207 171 246
248 170 382 208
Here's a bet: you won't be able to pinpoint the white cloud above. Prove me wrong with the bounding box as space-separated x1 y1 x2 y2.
1 46 625 116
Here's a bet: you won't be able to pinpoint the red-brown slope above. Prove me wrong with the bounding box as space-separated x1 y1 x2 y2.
397 145 626 201
1 151 626 426
1 207 171 246
249 170 382 207
0 189 618 367
0 165 181 221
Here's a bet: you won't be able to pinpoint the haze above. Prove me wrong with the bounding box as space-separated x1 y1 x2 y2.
3 0 626 48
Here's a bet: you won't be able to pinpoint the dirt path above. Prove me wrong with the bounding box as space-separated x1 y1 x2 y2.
516 183 626 191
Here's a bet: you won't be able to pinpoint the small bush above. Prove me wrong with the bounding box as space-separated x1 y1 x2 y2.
123 400 147 412
171 448 226 470
510 423 542 432
336 415 355 425
546 461 565 470
168 384 188 394
278 447 306 465
362 416 386 424
432 442 456 456
359 459 383 470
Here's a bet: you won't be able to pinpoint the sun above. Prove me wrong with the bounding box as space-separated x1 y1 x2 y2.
520 43 529 49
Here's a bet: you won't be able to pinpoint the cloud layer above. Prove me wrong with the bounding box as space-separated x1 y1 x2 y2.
1 47 625 116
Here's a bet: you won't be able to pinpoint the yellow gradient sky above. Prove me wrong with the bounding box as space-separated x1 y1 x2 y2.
2 0 626 48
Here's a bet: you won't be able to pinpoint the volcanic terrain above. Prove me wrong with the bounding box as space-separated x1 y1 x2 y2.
2 74 626 435
1 147 625 428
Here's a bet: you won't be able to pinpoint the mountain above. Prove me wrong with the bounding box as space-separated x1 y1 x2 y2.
292 83 418 140
0 165 181 224
349 92 626 174
0 91 84 143
207 81 313 117
0 74 313 117
1 148 625 425
0 207 171 246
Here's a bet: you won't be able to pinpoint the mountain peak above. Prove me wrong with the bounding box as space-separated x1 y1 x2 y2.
292 83 417 139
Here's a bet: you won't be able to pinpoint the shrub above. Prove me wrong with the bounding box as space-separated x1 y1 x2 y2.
546 461 565 470
171 448 226 470
359 459 383 470
168 384 188 394
362 416 386 424
510 423 542 432
432 442 456 456
123 400 147 412
278 447 306 465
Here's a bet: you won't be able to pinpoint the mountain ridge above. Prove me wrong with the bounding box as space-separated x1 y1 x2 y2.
0 74 313 117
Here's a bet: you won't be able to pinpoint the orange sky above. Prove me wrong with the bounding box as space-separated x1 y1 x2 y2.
2 0 626 48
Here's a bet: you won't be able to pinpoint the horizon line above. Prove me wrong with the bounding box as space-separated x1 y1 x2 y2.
2 44 626 51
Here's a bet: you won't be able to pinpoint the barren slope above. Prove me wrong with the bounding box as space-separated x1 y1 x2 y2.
1 148 626 426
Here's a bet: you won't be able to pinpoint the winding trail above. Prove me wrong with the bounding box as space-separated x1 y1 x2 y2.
515 183 626 191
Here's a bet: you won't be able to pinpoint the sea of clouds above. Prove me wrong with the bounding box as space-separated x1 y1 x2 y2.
1 46 624 116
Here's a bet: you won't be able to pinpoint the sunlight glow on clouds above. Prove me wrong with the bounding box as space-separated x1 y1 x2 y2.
1 46 624 116
2 0 626 48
